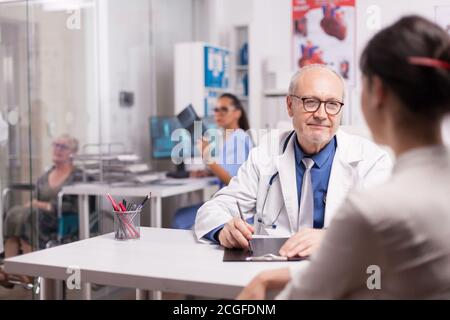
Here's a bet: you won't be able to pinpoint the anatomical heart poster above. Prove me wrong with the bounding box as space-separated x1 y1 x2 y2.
292 0 355 86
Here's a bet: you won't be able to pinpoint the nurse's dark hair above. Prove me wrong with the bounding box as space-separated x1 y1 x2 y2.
360 15 450 119
219 93 250 131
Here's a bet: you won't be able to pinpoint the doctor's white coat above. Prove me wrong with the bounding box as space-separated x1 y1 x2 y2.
194 129 392 241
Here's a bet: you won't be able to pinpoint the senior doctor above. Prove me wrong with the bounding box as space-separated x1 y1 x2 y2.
194 64 392 258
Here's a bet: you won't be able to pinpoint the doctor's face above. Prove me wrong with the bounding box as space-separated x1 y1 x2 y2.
287 68 344 153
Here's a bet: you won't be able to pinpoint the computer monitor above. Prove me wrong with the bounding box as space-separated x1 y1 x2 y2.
149 112 202 161
176 104 207 137
150 106 213 177
149 116 182 159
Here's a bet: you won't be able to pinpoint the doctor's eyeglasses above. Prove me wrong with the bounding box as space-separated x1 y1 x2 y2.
289 95 344 115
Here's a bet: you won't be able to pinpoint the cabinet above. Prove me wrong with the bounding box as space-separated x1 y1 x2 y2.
230 25 250 111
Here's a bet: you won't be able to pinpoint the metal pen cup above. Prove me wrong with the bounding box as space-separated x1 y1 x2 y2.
114 209 141 240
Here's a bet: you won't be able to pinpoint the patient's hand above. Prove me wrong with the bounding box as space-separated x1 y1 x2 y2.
24 199 51 211
236 268 291 300
24 199 40 208
218 217 254 249
279 228 325 258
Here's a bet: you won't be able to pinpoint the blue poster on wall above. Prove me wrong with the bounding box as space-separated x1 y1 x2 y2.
204 46 230 88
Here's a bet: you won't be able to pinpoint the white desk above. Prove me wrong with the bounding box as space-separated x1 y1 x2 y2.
59 177 217 240
5 228 304 299
57 177 217 299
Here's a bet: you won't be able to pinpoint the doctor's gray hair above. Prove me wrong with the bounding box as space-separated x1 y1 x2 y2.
288 64 346 100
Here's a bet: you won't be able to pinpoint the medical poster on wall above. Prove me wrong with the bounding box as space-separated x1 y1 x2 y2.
203 46 230 116
204 46 230 89
292 0 356 86
435 5 450 35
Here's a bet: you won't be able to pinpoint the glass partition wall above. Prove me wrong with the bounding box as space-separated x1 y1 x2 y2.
0 2 33 264
0 0 154 299
0 0 100 299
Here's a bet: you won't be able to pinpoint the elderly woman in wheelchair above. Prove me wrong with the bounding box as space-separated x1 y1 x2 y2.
1 134 82 289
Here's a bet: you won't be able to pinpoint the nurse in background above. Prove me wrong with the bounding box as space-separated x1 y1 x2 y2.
172 93 253 229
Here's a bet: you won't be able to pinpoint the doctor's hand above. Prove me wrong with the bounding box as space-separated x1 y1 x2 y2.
218 217 255 249
279 228 325 258
236 268 291 300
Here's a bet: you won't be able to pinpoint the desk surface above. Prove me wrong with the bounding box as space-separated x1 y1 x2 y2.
5 228 303 299
62 177 217 198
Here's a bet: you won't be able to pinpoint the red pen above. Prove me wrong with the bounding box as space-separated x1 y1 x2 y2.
119 202 127 212
107 193 120 211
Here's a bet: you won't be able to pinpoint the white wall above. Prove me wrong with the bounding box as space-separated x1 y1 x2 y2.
248 0 291 130
152 0 193 117
96 0 153 161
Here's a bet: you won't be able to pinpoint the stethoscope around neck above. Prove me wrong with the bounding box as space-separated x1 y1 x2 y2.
256 130 295 230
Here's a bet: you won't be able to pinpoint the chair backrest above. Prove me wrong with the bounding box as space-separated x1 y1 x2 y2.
2 183 36 216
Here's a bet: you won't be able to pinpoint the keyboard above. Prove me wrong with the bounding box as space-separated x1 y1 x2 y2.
166 171 190 179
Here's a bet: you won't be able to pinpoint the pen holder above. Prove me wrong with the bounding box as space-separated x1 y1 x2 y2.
114 209 141 240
